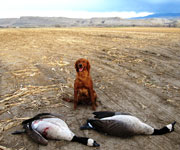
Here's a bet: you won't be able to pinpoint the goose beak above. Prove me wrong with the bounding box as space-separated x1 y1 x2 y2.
93 141 100 147
171 121 176 132
80 123 90 130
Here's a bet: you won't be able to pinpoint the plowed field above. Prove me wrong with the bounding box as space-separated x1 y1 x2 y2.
0 27 180 150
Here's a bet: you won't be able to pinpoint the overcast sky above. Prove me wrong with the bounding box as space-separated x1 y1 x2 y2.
0 0 179 19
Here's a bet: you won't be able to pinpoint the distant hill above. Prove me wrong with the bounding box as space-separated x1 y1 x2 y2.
132 13 180 19
0 15 180 28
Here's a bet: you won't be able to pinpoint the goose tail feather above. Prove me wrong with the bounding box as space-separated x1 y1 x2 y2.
11 130 26 135
93 111 115 119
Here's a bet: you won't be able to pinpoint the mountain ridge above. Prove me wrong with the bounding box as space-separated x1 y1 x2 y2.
132 13 180 19
0 14 180 28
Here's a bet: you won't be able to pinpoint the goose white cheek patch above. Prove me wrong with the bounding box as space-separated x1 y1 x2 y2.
88 123 93 128
166 124 173 131
87 139 94 146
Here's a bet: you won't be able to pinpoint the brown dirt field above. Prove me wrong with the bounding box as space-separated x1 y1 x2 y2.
0 27 180 150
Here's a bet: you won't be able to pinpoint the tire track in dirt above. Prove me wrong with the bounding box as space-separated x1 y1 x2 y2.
84 45 180 150
92 47 180 116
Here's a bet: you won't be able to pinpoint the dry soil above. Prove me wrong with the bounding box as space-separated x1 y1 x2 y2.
0 27 180 150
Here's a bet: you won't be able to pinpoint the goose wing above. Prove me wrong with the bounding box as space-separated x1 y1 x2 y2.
24 123 48 145
93 111 131 119
22 113 62 125
88 119 135 137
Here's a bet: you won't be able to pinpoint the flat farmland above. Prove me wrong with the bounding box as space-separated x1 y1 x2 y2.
0 27 180 150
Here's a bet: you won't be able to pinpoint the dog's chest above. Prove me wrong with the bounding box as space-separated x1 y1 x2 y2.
78 88 89 96
76 77 91 88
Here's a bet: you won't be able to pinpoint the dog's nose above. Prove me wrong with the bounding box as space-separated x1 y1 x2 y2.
79 64 83 68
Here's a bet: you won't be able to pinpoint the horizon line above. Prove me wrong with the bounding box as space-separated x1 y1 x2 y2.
0 11 154 19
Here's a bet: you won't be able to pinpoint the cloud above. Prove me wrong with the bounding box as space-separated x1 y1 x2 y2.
68 11 153 19
0 11 153 19
0 0 102 11
145 0 180 3
0 0 179 18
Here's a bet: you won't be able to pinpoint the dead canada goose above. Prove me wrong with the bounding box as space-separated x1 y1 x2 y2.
80 111 176 137
12 113 100 147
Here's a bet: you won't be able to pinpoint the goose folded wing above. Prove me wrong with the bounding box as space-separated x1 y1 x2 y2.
22 113 62 125
89 119 135 137
93 111 131 119
25 125 48 145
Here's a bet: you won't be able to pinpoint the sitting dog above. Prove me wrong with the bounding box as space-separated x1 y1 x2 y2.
74 58 97 110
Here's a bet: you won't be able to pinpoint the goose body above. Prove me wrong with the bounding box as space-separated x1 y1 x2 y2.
80 111 176 137
31 118 75 141
12 113 99 147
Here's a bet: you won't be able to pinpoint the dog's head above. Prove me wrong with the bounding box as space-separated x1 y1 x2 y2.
75 58 90 73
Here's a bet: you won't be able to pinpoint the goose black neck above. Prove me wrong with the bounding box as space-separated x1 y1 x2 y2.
71 136 89 145
152 121 176 135
71 136 99 147
153 127 170 135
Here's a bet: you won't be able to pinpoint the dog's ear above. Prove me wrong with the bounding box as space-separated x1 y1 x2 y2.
87 60 91 72
75 60 79 72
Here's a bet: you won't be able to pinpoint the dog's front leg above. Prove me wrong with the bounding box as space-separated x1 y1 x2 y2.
89 88 96 110
74 86 78 110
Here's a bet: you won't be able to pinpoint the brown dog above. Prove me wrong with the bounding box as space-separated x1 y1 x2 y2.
74 58 97 110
